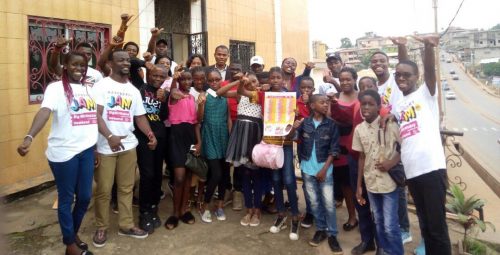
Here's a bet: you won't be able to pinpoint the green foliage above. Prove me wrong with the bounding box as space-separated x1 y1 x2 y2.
340 37 353 48
491 24 500 30
358 49 379 69
446 184 496 253
465 238 487 255
483 62 500 76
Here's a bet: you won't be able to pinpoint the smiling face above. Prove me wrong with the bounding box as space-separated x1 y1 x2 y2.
359 94 381 123
207 71 222 90
65 54 87 83
190 57 203 69
370 53 389 77
178 72 193 92
125 44 138 58
150 67 167 89
395 63 418 95
339 71 356 93
281 58 297 74
327 59 343 77
157 57 171 71
111 51 131 76
192 71 206 91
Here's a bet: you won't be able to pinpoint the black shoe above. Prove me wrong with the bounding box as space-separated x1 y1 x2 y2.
375 248 389 255
328 235 343 254
309 230 328 247
351 241 376 255
301 213 314 228
139 212 154 234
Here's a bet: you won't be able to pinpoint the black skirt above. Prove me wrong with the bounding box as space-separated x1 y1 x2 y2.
225 115 262 168
169 123 196 168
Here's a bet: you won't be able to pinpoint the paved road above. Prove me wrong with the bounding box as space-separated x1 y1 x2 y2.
440 59 500 178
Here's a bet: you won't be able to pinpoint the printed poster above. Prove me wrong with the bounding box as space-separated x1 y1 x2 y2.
263 92 296 136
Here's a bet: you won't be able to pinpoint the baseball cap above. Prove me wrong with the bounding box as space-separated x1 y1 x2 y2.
156 39 168 46
250 55 264 66
326 52 342 62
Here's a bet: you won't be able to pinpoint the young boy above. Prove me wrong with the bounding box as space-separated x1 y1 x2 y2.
353 89 403 255
293 94 342 254
391 35 451 254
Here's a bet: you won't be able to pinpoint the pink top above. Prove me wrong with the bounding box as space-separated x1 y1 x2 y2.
168 94 197 125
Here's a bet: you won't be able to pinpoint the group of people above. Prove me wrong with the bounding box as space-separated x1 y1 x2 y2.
17 14 451 255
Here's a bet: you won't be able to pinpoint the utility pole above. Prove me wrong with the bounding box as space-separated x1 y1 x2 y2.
433 0 445 127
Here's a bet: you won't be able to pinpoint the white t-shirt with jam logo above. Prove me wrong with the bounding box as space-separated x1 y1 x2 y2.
377 73 403 112
41 81 98 162
392 84 446 179
94 77 146 155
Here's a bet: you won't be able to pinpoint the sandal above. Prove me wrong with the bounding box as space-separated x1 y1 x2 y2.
180 211 196 224
75 239 88 251
164 216 179 230
343 220 359 231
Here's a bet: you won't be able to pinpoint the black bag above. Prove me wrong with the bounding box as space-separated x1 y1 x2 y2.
388 163 406 187
185 152 208 181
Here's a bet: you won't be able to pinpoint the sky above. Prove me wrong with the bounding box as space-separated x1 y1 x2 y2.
309 0 500 49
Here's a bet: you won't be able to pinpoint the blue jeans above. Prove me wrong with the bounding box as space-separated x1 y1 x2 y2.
398 186 410 232
368 189 404 255
242 166 263 208
48 146 94 245
348 155 376 243
272 145 299 216
302 172 338 236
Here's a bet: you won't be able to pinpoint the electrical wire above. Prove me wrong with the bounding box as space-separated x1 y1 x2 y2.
440 0 466 38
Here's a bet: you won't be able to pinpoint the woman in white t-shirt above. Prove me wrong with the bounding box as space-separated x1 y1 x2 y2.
17 52 98 255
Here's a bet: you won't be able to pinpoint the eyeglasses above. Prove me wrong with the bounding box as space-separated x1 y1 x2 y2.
394 72 415 79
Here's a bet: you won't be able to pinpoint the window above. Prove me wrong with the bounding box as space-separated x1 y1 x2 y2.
229 40 255 72
28 16 110 104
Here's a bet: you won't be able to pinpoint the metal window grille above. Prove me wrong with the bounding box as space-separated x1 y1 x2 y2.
229 40 256 72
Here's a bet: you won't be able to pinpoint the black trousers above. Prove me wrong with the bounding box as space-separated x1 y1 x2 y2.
204 158 229 203
407 169 451 255
137 136 165 213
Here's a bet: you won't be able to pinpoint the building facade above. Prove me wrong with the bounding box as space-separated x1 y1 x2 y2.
0 0 310 195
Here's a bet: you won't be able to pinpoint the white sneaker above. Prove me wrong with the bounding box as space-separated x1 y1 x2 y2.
270 216 287 233
401 231 412 244
200 210 212 223
289 220 300 240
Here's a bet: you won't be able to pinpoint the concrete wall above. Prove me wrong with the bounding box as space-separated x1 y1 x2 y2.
0 0 141 195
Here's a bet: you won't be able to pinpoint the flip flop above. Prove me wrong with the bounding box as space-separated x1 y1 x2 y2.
76 241 88 251
180 211 195 224
343 220 359 231
164 216 179 230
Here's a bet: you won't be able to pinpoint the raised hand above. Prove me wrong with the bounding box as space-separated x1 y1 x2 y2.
150 27 164 37
143 52 153 62
54 35 71 49
302 93 309 104
293 118 304 129
412 34 439 47
304 62 316 70
110 36 124 48
121 13 133 24
389 36 408 46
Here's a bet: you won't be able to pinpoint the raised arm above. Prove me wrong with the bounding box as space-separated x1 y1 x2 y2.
97 36 123 76
48 36 71 76
147 27 164 54
390 36 408 62
414 35 439 96
236 76 255 98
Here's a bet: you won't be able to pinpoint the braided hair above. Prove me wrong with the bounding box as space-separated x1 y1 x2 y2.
61 52 88 106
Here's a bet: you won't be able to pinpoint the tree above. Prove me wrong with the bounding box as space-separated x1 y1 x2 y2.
491 23 500 30
483 62 500 76
340 37 353 48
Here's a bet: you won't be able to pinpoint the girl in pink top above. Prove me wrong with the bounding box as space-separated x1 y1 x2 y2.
165 71 201 230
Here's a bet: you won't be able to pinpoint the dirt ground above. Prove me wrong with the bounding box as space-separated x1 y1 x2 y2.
2 177 467 255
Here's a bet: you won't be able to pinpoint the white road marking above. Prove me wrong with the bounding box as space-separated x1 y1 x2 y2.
463 128 468 132
492 127 498 131
452 127 459 131
472 128 478 131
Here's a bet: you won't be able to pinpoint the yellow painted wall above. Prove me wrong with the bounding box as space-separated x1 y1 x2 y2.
0 0 141 195
281 0 309 67
205 0 309 69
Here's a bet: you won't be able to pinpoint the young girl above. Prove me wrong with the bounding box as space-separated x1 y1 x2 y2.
260 67 301 241
186 54 208 69
165 71 201 229
223 72 264 227
17 52 96 255
155 56 173 91
197 70 230 223
330 67 358 232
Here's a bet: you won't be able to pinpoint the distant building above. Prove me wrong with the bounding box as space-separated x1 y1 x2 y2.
356 32 393 49
312 40 328 61
443 27 500 65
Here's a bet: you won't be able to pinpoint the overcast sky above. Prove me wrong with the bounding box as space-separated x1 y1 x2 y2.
309 0 500 49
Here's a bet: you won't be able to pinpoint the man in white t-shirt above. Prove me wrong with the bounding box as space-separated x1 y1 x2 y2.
49 40 103 88
92 50 158 248
318 53 343 95
391 35 451 255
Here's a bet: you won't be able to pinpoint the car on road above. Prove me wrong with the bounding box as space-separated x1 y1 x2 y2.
446 59 452 63
449 70 456 74
445 91 456 100
452 74 459 80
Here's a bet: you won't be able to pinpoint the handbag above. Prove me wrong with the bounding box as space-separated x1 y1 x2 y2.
378 128 406 187
252 141 284 170
388 163 406 187
185 152 208 181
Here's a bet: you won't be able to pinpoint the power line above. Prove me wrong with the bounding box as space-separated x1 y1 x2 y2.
440 0 466 37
